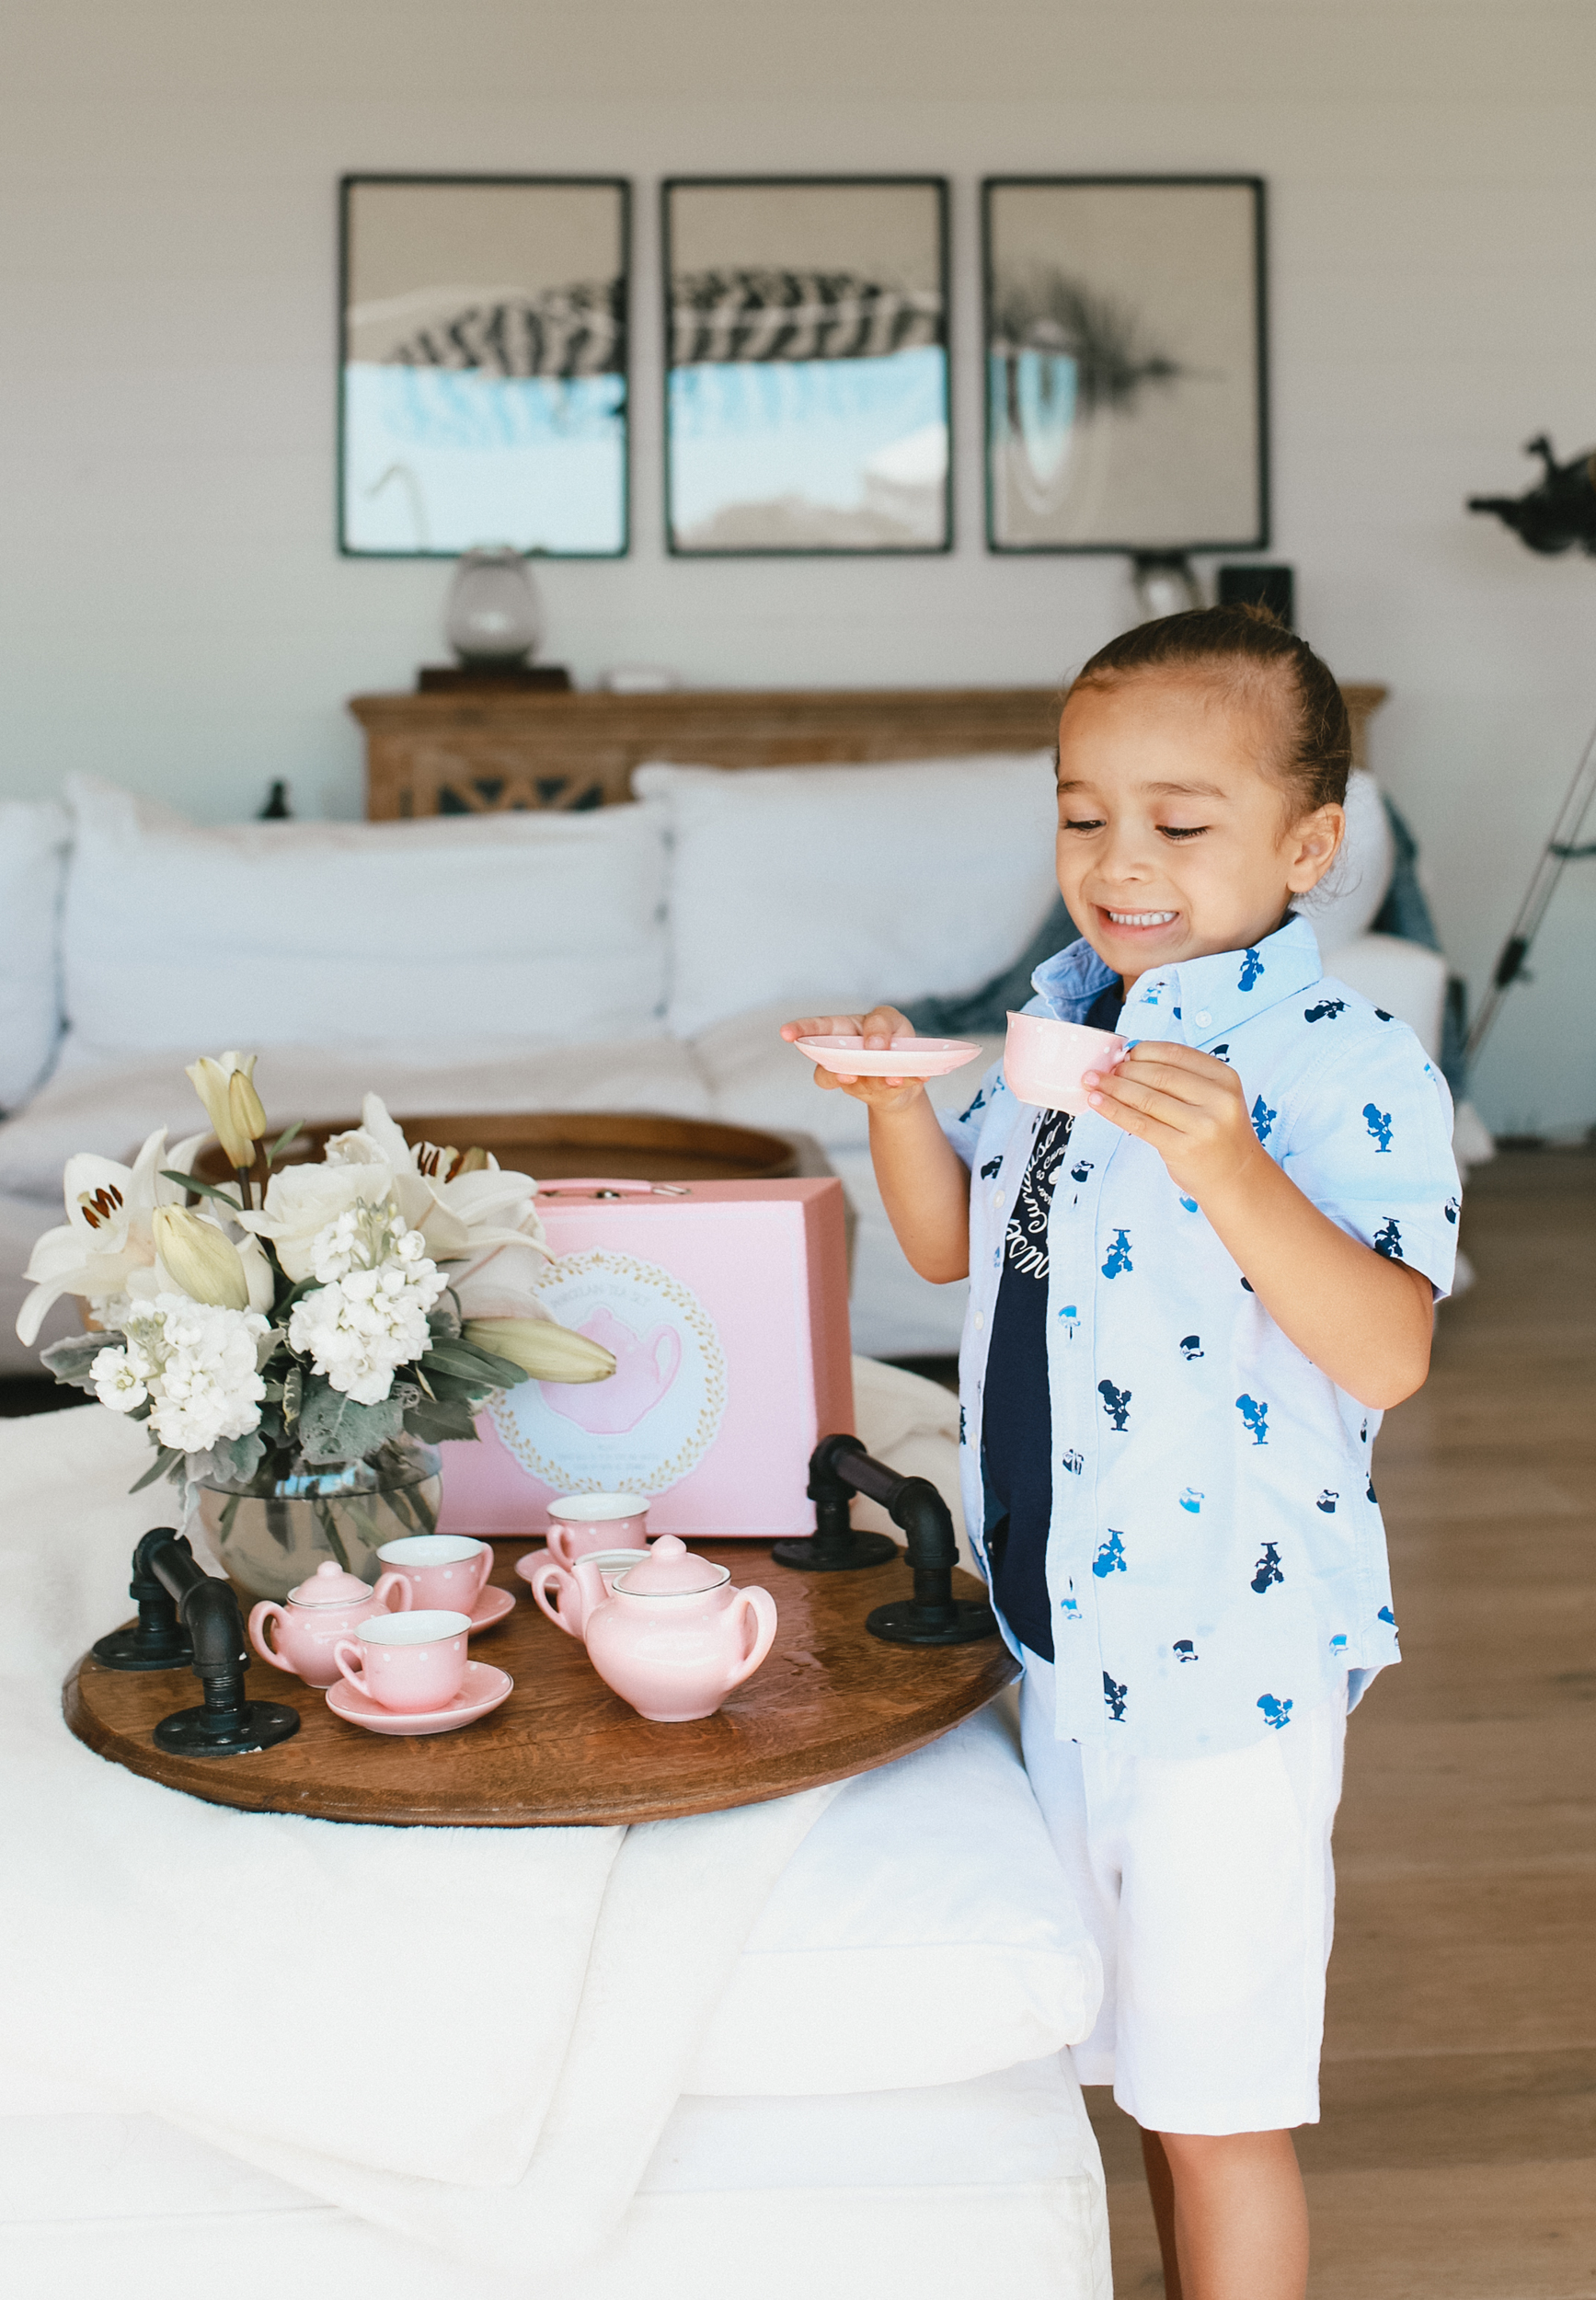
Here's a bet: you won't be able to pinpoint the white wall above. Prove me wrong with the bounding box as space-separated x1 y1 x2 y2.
2 1 1592 1133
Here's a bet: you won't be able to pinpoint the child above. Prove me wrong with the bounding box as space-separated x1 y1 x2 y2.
783 606 1460 2300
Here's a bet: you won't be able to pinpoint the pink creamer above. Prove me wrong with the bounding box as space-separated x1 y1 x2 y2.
247 1561 401 1689
437 1178 854 1544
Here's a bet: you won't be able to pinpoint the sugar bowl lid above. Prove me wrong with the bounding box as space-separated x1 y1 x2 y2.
612 1535 729 1597
287 1559 376 1608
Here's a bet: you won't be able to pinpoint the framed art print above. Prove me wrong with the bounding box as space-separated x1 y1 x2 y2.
662 177 950 555
339 175 629 557
983 177 1267 554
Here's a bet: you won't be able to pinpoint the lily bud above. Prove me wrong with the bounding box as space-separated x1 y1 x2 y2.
152 1206 251 1309
228 1066 268 1148
186 1052 263 1170
462 1317 615 1385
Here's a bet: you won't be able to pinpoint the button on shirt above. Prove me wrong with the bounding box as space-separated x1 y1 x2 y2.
944 914 1462 1757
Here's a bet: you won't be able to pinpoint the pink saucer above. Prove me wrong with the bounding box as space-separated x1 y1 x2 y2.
469 1584 517 1635
325 1660 512 1737
514 1547 552 1586
794 1034 982 1080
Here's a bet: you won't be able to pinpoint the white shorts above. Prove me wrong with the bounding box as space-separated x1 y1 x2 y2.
1020 1651 1348 2135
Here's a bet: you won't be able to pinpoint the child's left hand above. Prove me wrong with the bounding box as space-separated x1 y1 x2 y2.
1084 1042 1265 1206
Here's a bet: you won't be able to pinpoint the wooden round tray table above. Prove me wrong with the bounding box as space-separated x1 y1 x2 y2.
63 1546 1017 1827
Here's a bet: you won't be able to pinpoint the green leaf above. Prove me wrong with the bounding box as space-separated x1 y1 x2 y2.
282 1363 304 1426
297 1382 404 1466
40 1334 109 1394
421 1340 524 1388
160 1169 241 1210
408 1367 494 1404
266 1121 304 1168
402 1395 483 1445
129 1445 183 1494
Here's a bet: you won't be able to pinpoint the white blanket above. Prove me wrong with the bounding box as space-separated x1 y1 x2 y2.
0 1364 967 2290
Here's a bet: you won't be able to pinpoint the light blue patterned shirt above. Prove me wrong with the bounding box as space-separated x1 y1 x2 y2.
944 914 1461 1756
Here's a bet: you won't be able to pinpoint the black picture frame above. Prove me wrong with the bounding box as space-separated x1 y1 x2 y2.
660 175 952 558
982 176 1269 556
338 173 632 559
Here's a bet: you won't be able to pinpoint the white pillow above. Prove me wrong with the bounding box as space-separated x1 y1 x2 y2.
687 1702 1101 2096
635 753 1061 1040
60 778 669 1056
1299 768 1395 954
0 799 71 1111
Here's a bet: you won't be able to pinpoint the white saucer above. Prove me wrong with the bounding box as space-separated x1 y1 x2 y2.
469 1584 517 1635
794 1034 982 1080
325 1660 513 1737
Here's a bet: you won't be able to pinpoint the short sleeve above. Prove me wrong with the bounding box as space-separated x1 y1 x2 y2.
1279 1018 1462 1299
939 1055 1005 1171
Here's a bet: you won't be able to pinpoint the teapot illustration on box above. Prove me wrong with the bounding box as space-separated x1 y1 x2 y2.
542 1307 682 1436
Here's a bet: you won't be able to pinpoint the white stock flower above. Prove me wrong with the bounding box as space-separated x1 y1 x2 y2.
287 1203 446 1405
235 1159 395 1283
16 1127 209 1347
96 1294 270 1455
326 1096 548 1316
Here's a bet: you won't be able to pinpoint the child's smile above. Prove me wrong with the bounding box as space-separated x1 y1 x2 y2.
1054 675 1344 990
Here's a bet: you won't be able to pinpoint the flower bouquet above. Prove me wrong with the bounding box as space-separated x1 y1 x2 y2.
17 1052 615 1597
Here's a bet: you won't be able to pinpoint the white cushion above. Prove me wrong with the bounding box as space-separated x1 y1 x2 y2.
636 754 1061 1039
0 799 70 1110
1324 934 1448 1063
60 777 671 1058
1298 768 1395 954
686 1701 1101 2096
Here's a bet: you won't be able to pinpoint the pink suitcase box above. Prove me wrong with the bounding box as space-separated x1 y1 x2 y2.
437 1177 855 1542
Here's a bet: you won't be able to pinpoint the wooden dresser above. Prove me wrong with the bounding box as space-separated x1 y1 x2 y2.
349 685 1388 820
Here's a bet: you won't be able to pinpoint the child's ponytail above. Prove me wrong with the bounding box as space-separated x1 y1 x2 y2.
1069 605 1352 818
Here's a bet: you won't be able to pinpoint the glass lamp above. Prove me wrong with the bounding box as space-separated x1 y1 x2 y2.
444 546 544 667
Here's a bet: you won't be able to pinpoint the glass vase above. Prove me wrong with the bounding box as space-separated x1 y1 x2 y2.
190 1434 443 1603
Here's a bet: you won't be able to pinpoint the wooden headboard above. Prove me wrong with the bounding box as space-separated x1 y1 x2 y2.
350 685 1388 820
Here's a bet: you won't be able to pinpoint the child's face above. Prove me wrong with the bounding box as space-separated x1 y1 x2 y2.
1053 673 1344 984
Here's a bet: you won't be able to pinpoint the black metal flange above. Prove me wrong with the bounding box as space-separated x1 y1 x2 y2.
771 1434 900 1572
91 1526 195 1671
788 1437 1000 1645
106 1529 301 1757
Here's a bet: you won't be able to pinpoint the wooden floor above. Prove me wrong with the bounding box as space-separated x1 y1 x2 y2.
1087 1148 1596 2297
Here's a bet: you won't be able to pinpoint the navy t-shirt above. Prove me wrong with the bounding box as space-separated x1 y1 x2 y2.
981 982 1122 1660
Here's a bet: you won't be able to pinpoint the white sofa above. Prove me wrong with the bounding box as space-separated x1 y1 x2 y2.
0 759 1452 1374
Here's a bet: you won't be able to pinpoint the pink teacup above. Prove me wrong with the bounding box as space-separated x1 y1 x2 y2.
545 1493 650 1570
332 1609 471 1714
1004 1011 1129 1114
528 1547 649 1641
373 1534 492 1615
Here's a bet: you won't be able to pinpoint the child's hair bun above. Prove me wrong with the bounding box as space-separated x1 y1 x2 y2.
1068 604 1351 815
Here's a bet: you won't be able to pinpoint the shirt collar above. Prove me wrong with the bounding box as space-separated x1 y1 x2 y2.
1031 913 1324 1041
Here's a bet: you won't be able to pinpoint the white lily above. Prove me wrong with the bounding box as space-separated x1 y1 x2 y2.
235 1158 396 1284
16 1127 208 1346
325 1096 548 1312
186 1052 268 1171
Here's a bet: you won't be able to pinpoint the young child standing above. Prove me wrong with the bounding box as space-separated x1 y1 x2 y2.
783 607 1461 2300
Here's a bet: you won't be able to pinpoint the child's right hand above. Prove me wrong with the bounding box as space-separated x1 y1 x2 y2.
780 1006 924 1115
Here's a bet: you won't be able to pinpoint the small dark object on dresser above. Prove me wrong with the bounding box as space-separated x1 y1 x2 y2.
417 664 573 692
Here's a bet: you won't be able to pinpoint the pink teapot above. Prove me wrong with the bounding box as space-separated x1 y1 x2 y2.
577 1535 778 1722
247 1560 403 1688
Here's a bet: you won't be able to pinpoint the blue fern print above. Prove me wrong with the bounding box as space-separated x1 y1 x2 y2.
1251 1095 1278 1144
1060 1583 1082 1623
1317 1489 1338 1513
979 1156 1003 1180
1367 1474 1378 1503
1178 1488 1203 1513
1102 1227 1133 1279
1179 1193 1200 1213
1257 1694 1293 1730
1444 1196 1460 1225
1098 1378 1131 1432
1240 1274 1255 1293
1363 1102 1395 1152
1304 998 1347 1023
1174 1639 1198 1662
1235 1393 1269 1445
1378 1605 1396 1627
959 1089 987 1123
1374 1008 1393 1022
1103 1671 1129 1722
1373 1217 1404 1259
1329 1632 1349 1654
1239 948 1265 992
958 1406 967 1445
1251 1541 1285 1593
1179 1333 1204 1360
1172 1006 1182 1019
1212 1042 1231 1062
1071 1158 1094 1183
1092 1529 1128 1578
1061 1448 1084 1475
